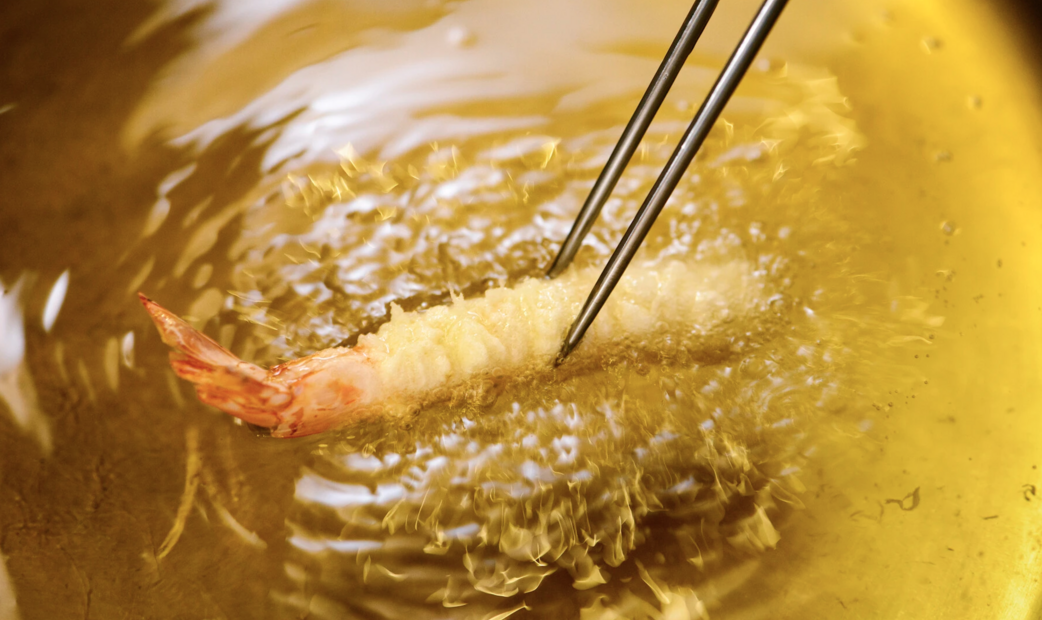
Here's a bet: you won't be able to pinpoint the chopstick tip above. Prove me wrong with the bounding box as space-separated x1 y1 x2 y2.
554 337 578 367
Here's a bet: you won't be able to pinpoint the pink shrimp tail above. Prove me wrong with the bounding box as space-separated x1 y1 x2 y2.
138 293 293 430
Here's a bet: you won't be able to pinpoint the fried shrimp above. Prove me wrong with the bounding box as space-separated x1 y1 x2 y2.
141 260 775 437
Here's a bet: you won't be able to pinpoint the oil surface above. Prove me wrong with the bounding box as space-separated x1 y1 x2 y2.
0 1 1041 619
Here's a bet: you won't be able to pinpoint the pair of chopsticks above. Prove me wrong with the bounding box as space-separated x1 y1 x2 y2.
549 0 789 363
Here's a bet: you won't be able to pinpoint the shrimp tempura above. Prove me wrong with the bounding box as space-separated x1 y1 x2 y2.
141 260 775 437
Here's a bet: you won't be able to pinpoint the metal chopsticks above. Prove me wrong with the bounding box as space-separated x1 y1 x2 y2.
552 0 789 364
545 0 720 279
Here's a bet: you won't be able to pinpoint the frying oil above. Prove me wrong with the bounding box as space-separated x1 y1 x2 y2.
0 0 1040 619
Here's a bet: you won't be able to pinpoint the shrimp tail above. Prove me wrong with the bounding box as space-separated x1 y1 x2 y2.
138 293 293 429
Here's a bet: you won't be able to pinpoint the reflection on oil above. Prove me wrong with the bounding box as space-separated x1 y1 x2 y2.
41 271 68 334
0 276 50 454
0 550 18 620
